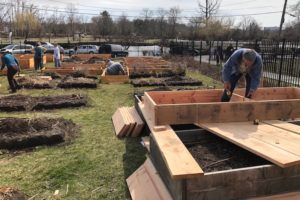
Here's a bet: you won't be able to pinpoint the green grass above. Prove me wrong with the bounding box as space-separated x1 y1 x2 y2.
0 70 220 199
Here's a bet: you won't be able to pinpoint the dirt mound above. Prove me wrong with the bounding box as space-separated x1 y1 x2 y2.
0 187 27 200
33 94 88 110
0 117 77 150
69 71 98 79
16 77 54 89
43 71 62 79
129 69 186 79
131 76 202 87
0 95 32 112
83 57 105 64
0 94 88 112
58 77 98 88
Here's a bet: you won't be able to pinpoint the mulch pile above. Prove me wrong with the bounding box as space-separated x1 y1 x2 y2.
0 117 77 150
57 76 98 88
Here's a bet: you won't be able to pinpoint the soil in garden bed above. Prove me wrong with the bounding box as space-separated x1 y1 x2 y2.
0 187 27 200
0 117 77 150
0 94 88 112
16 76 55 89
186 131 270 172
129 70 186 79
57 76 98 88
131 76 202 87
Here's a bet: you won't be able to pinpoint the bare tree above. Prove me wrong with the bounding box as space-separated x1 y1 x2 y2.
198 0 221 26
168 7 181 38
65 3 77 41
238 17 262 40
156 8 167 38
290 1 300 22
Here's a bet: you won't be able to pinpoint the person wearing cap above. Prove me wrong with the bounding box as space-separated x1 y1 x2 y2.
0 51 20 93
106 59 125 75
221 48 263 102
34 42 46 71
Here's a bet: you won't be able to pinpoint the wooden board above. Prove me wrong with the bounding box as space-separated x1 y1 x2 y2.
112 109 130 137
120 107 136 137
128 107 144 137
197 122 300 167
143 88 300 126
139 102 204 179
263 120 300 135
249 192 300 200
126 158 173 200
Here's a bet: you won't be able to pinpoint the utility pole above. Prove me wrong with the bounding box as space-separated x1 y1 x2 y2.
279 0 288 38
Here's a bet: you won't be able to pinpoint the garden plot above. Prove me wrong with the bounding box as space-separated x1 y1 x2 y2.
131 76 202 87
0 117 77 150
0 94 88 112
16 74 98 89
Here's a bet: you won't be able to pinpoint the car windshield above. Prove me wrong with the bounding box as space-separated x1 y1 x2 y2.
3 45 14 49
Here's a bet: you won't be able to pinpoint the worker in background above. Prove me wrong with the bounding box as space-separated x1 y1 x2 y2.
0 50 20 93
221 48 263 102
34 42 46 71
53 43 61 68
106 59 126 75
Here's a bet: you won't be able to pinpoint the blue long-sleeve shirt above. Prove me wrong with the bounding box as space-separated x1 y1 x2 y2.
222 48 263 91
1 54 19 70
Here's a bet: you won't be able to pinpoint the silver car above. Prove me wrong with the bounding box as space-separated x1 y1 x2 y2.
1 44 34 54
76 45 99 54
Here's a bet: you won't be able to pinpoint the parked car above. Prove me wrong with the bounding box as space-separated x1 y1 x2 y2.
1 44 34 54
41 42 64 54
99 44 128 57
64 48 75 56
169 46 200 56
76 45 99 54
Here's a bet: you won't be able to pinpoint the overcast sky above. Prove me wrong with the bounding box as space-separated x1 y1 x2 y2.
31 0 299 27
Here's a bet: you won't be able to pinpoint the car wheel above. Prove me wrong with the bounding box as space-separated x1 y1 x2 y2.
89 52 94 54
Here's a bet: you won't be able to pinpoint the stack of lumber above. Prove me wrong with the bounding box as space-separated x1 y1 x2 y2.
112 107 144 137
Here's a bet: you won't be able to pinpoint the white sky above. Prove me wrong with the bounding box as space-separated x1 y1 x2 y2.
30 0 299 27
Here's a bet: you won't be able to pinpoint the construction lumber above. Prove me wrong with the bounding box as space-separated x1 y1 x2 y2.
72 54 111 61
128 107 144 137
263 120 300 135
197 121 300 168
112 107 144 138
126 158 173 200
100 69 129 84
139 102 204 179
112 108 130 137
249 192 300 200
18 58 34 69
143 88 300 125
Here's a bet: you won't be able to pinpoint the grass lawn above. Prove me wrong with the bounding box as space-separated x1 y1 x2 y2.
0 69 221 199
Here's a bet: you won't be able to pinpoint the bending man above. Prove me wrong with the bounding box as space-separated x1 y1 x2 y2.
1 51 20 93
221 48 263 102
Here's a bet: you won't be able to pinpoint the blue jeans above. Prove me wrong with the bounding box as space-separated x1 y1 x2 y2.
221 73 252 102
54 58 61 68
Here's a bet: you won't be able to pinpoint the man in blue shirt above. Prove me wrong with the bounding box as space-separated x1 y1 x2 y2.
34 42 46 71
221 48 263 102
1 51 20 93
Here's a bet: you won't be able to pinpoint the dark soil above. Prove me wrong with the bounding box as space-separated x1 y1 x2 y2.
69 71 98 79
43 71 62 79
129 70 186 79
0 117 77 150
83 57 105 64
16 77 55 89
0 94 88 112
186 132 270 172
58 77 98 88
0 187 27 200
32 94 88 110
131 76 202 87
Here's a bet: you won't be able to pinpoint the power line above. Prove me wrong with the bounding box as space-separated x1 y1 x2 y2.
0 2 282 20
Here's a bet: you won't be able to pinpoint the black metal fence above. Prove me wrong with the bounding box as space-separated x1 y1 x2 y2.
169 40 300 87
